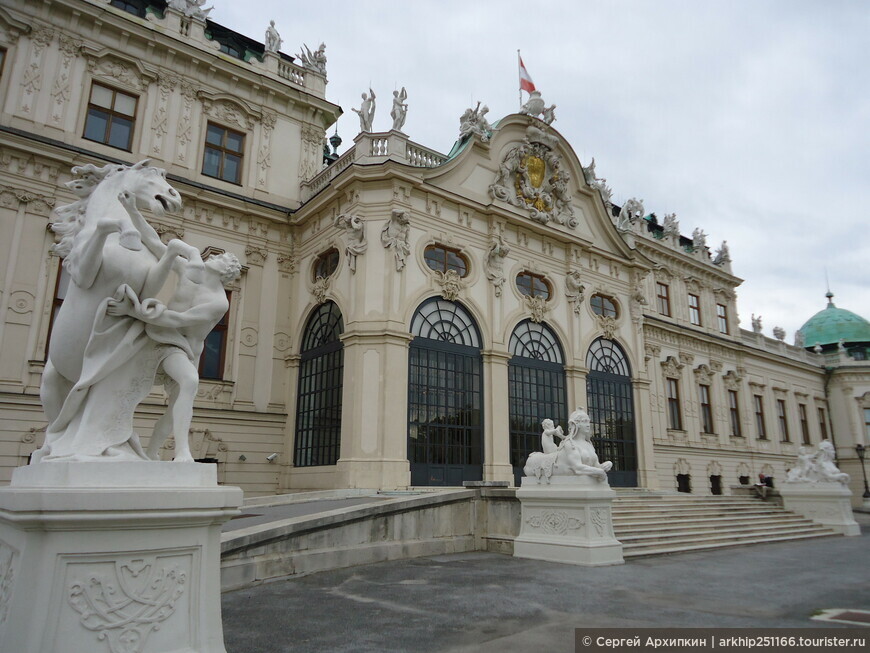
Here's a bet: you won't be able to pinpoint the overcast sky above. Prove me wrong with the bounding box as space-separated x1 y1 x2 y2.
216 0 868 339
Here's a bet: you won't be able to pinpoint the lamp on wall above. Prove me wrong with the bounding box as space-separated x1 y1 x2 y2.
856 444 870 498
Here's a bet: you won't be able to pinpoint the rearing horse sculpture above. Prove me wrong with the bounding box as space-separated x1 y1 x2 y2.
35 160 182 461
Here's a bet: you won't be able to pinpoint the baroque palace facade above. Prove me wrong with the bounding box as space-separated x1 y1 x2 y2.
0 0 868 502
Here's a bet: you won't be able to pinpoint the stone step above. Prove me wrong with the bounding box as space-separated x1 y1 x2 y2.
619 524 836 551
614 498 764 508
615 515 813 535
613 507 786 519
621 530 837 558
616 520 827 544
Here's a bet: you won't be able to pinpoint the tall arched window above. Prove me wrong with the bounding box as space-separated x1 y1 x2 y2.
508 320 567 486
408 298 483 486
294 301 344 467
586 337 637 487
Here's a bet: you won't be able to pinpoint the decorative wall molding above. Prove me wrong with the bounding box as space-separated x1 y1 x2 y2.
434 269 463 301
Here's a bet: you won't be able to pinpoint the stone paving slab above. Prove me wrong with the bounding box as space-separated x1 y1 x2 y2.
222 514 869 653
222 496 390 532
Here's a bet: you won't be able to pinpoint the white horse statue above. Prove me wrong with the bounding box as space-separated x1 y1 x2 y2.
523 408 613 484
34 160 184 462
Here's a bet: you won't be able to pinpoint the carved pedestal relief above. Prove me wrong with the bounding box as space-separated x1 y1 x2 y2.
489 126 576 228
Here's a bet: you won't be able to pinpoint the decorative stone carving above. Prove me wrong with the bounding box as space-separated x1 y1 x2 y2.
565 270 585 315
773 326 786 341
0 540 15 625
256 111 277 189
751 314 763 334
459 102 492 142
794 330 805 347
694 364 714 385
489 126 576 228
582 158 613 210
296 42 327 76
200 96 258 131
786 441 850 485
526 511 583 534
244 245 267 266
264 20 282 53
520 90 556 125
523 409 613 483
616 197 644 231
299 123 324 182
176 79 196 162
595 314 617 340
692 227 707 252
312 275 330 304
390 87 408 132
524 294 548 324
67 555 187 653
484 234 510 296
661 355 684 378
149 73 177 156
277 253 298 274
713 240 731 266
380 209 410 271
722 369 742 390
335 214 367 273
168 0 212 20
49 35 81 126
643 343 661 362
662 213 680 239
434 269 463 301
678 351 694 367
352 88 376 133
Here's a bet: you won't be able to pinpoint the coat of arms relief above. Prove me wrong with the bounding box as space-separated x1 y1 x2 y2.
489 126 576 228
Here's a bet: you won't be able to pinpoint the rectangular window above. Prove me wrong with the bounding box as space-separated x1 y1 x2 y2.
656 282 671 316
0 49 6 81
198 291 231 379
728 389 742 437
666 378 682 430
83 82 137 150
818 407 828 440
699 384 714 434
688 293 701 326
776 399 790 442
754 394 767 439
202 123 244 184
45 260 71 358
716 304 729 334
865 407 870 441
799 404 811 445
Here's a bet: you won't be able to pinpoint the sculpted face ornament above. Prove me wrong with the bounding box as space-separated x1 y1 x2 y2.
489 126 576 228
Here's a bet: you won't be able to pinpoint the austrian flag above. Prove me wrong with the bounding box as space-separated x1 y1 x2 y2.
518 55 536 94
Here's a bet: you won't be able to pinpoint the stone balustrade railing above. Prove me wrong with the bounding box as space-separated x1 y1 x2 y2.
301 131 447 201
740 330 825 366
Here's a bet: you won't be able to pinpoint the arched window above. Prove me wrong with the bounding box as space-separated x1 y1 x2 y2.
585 337 637 486
590 294 618 318
312 248 339 280
515 271 551 300
408 298 483 486
294 301 344 467
424 244 469 277
508 320 567 486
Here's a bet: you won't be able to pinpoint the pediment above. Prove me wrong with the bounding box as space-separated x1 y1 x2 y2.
81 46 158 92
197 91 262 129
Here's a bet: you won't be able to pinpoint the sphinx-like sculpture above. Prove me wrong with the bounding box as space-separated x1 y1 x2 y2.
33 160 240 463
523 408 613 483
786 440 850 485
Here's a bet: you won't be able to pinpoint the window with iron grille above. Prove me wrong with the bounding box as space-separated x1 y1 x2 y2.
656 282 671 316
83 82 137 151
799 404 811 445
776 399 790 442
515 271 551 300
754 394 767 439
688 293 701 326
716 303 729 334
728 389 742 437
294 301 344 467
202 123 244 184
424 244 468 277
667 377 682 430
508 320 566 486
699 384 714 434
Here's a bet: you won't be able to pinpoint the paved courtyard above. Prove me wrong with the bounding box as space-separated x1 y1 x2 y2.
222 512 869 653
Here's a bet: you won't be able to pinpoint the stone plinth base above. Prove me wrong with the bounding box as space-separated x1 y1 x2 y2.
779 482 860 536
0 462 242 653
513 476 623 566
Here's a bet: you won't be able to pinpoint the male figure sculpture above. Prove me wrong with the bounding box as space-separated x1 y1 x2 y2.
352 89 376 132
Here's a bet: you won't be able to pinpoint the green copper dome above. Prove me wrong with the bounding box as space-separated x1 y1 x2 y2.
798 292 870 348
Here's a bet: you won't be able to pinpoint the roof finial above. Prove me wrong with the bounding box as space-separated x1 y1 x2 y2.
824 268 834 305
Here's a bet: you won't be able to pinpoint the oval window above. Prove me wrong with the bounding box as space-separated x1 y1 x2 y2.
312 248 339 280
515 271 551 300
590 294 618 318
424 244 469 277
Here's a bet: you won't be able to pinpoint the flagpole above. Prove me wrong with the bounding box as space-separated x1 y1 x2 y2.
517 49 522 109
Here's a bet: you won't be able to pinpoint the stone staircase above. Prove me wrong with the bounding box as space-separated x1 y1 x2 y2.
612 492 839 558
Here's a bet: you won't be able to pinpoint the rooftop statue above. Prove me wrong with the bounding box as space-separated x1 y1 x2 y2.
520 90 556 125
459 102 492 142
661 213 680 239
167 0 212 21
785 440 850 485
523 408 612 484
773 326 786 341
33 161 240 463
297 42 327 76
582 158 613 209
264 20 282 53
751 314 763 334
352 88 376 133
616 197 644 231
712 240 731 265
692 227 707 252
390 87 408 132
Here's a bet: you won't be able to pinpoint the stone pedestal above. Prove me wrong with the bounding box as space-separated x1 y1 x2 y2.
0 462 242 653
513 476 623 566
779 482 860 536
